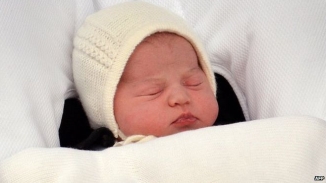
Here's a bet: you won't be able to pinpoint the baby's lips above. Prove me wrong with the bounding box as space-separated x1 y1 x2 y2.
172 113 198 127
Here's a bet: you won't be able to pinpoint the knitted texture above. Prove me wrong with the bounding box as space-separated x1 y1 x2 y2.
73 1 216 138
2 0 326 182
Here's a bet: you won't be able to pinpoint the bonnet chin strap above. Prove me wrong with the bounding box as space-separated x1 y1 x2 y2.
74 127 157 149
114 135 156 147
116 129 156 146
118 129 127 141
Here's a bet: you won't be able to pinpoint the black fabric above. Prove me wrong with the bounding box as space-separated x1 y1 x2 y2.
59 98 93 148
75 127 115 150
59 73 245 149
59 99 115 149
214 73 245 125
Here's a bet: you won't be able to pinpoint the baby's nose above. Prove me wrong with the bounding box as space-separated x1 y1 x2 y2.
167 86 190 107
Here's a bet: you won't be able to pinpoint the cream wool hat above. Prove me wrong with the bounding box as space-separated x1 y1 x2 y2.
73 1 217 139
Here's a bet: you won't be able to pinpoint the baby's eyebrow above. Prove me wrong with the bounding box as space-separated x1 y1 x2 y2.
140 78 166 85
125 77 166 88
183 67 202 78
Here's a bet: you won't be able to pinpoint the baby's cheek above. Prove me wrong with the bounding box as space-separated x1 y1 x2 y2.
199 91 219 125
212 101 219 123
117 110 139 136
211 100 219 123
118 105 158 136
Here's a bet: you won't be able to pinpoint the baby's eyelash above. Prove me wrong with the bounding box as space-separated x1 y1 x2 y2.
191 82 202 86
147 90 162 96
183 79 203 87
142 87 164 96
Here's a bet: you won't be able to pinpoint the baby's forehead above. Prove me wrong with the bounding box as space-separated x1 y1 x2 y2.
136 32 199 58
141 32 183 45
120 32 201 82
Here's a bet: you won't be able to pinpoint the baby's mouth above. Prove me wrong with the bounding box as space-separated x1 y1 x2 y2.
172 113 198 127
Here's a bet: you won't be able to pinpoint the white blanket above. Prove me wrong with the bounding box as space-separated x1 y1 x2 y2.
1 0 326 182
1 116 325 182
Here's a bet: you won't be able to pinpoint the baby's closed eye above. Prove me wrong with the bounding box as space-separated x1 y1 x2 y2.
145 87 163 96
185 80 202 86
183 75 204 88
136 86 164 97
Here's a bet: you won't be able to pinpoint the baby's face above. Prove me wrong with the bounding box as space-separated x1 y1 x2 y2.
114 33 218 137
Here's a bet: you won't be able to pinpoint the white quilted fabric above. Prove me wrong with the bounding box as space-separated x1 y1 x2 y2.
0 0 326 182
0 0 76 160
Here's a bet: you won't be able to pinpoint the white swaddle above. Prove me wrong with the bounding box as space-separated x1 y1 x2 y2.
1 0 326 182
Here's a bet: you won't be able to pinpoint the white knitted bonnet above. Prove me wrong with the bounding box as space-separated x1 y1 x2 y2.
73 1 216 139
